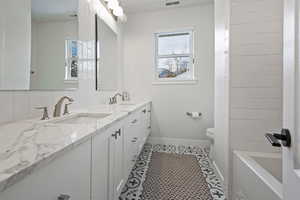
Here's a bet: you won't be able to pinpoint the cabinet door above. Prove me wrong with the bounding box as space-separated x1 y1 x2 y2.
146 104 152 135
0 141 91 200
109 127 125 200
91 130 110 200
139 106 150 149
124 116 139 179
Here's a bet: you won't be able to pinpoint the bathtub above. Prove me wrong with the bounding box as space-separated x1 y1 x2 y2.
233 151 282 200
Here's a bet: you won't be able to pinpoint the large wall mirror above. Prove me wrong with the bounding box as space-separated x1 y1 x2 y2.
0 0 79 90
95 14 119 91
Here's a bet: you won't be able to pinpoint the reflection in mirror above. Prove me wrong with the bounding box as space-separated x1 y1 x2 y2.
95 15 118 91
0 0 80 91
0 0 31 90
30 0 79 90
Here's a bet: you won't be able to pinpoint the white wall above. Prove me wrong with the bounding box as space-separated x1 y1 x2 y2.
214 0 230 194
0 0 120 124
123 4 215 140
0 0 31 90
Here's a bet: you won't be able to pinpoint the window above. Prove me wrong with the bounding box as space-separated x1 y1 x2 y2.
155 30 195 83
65 40 79 81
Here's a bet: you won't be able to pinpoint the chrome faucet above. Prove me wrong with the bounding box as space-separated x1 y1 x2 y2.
35 107 50 120
109 93 123 105
53 96 74 117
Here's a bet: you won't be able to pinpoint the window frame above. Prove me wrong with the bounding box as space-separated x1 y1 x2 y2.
64 40 79 82
154 29 196 84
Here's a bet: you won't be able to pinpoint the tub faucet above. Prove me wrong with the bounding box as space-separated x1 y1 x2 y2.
53 96 74 117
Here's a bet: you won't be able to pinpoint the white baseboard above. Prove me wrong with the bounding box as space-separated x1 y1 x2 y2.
212 161 224 182
212 160 229 197
147 137 211 148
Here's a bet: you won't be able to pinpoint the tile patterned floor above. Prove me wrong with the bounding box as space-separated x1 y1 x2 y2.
119 143 226 200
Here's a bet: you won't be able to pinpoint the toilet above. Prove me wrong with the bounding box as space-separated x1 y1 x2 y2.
206 128 215 161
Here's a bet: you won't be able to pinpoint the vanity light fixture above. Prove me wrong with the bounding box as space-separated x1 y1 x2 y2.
104 0 125 18
113 6 124 17
107 0 119 9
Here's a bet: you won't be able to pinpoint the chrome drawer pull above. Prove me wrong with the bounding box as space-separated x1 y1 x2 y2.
112 133 118 140
58 194 71 200
116 129 121 136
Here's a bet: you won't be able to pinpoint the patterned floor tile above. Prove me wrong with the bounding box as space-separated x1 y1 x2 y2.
119 143 226 200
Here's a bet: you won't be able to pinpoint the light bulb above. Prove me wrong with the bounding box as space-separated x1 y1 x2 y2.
107 0 119 9
113 6 124 17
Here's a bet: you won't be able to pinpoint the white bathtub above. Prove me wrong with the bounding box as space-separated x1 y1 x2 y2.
233 151 282 200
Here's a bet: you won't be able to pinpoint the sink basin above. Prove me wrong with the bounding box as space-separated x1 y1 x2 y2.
52 113 111 124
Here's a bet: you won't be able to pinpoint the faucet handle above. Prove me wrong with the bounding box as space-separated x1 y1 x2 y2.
35 107 49 120
63 103 72 115
122 91 130 101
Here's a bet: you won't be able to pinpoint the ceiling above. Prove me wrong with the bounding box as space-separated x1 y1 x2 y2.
31 0 78 21
119 0 213 13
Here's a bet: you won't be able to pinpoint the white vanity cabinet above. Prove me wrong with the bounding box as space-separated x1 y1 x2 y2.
0 140 91 200
108 125 125 200
124 112 141 179
0 102 152 200
91 123 125 200
91 129 111 200
123 104 152 181
139 104 151 151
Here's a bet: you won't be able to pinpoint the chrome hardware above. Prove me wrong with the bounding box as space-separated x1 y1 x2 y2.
265 129 291 147
186 112 202 117
112 129 121 139
131 119 138 124
35 107 49 120
109 92 130 104
122 91 130 101
112 133 118 140
142 109 146 114
109 97 115 105
109 93 122 104
53 96 74 117
131 137 138 143
63 103 72 115
116 129 121 136
58 194 71 200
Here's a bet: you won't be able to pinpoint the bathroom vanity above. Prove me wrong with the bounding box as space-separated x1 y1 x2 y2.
0 101 151 200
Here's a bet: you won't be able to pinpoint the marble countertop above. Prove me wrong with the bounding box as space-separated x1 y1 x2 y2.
0 101 151 193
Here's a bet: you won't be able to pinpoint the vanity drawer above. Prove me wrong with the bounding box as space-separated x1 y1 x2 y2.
0 141 91 200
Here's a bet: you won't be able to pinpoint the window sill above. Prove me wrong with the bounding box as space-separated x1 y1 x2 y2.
152 79 198 85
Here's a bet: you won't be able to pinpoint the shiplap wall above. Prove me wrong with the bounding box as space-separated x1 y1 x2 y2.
214 0 283 197
229 0 283 153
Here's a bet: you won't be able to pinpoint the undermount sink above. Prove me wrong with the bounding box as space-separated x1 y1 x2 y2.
52 113 111 124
